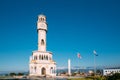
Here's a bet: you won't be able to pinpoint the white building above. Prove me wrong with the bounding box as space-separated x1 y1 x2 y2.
103 69 120 76
29 14 56 77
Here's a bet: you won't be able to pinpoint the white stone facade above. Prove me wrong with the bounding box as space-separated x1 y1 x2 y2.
29 14 56 77
103 69 120 76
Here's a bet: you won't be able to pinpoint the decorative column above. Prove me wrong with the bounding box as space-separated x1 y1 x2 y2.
68 59 71 76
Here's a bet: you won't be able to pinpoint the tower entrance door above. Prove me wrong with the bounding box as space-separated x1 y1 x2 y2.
41 67 46 75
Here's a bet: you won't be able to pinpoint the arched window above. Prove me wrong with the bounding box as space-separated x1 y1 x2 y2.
41 67 46 75
34 55 37 60
49 56 51 60
50 67 53 74
51 67 53 69
44 55 46 60
43 18 45 21
42 55 43 60
39 55 41 60
36 56 37 60
46 56 48 60
41 39 44 45
44 55 45 60
40 18 42 21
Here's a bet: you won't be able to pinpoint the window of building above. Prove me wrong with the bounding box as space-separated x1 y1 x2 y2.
34 56 37 60
39 55 41 60
34 67 36 73
41 39 44 45
46 56 48 60
42 55 43 60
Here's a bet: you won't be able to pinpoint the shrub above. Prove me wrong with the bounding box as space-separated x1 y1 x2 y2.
107 73 120 80
9 73 16 76
17 73 24 76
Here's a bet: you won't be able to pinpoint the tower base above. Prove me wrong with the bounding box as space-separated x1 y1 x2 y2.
29 51 56 77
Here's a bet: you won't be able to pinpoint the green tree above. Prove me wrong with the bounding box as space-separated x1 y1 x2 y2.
5 74 9 76
71 72 77 76
96 69 102 75
61 71 66 74
17 73 24 76
9 73 16 76
108 73 120 80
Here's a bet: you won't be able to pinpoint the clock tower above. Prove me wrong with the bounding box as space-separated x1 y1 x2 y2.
29 14 56 77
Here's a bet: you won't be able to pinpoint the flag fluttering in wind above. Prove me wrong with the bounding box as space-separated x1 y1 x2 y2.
93 50 98 56
77 53 82 59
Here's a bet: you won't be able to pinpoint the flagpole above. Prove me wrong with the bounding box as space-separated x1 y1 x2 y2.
94 53 96 76
79 58 80 73
78 57 80 73
77 53 81 74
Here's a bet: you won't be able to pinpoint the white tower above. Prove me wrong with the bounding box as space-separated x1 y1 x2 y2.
29 14 56 77
68 59 71 76
37 15 47 51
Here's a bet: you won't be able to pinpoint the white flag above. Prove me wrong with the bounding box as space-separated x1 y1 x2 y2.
93 50 98 56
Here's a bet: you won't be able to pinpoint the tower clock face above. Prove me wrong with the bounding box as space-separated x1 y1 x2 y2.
38 23 47 30
37 22 47 30
41 24 45 27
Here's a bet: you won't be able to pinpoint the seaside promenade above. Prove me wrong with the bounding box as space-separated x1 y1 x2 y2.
0 75 84 80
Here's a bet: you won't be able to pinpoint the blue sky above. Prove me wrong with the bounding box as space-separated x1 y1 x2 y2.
0 0 120 71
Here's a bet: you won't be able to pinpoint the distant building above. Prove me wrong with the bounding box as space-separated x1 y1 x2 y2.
89 70 94 74
103 69 120 76
29 14 56 77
